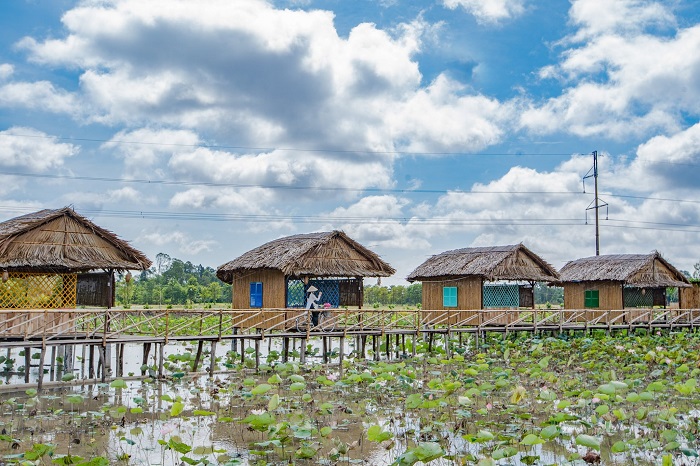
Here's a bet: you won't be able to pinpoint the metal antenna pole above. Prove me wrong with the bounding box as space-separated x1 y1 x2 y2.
583 150 607 256
593 150 600 256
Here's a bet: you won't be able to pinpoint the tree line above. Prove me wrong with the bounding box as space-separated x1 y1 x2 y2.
116 253 231 307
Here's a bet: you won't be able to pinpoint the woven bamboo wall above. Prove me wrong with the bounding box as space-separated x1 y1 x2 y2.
422 277 482 325
564 281 626 322
0 272 77 309
680 283 700 309
231 269 286 329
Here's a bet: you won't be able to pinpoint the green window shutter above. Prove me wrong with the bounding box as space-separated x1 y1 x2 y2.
584 289 599 308
443 286 457 307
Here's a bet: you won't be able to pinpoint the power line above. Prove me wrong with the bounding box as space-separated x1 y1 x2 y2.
2 170 700 205
2 204 698 233
0 132 579 157
5 131 700 167
607 193 700 205
0 170 585 196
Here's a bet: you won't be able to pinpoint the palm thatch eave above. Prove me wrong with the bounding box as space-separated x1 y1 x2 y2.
217 230 395 284
0 207 152 272
406 244 559 283
558 252 690 288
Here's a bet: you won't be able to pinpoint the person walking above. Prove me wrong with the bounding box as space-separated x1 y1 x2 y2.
305 285 323 327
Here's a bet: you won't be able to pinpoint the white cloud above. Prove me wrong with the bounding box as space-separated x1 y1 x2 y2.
0 81 78 114
387 75 515 152
621 122 700 191
139 230 217 255
522 1 700 139
0 64 13 80
443 0 525 23
16 0 510 158
102 128 201 175
326 195 432 250
169 187 275 212
168 147 394 192
568 0 674 40
0 127 78 171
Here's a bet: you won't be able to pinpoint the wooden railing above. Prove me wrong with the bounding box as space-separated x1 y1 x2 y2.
1 307 699 342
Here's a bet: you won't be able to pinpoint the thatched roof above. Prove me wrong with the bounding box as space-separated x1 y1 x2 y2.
558 252 690 288
406 244 559 282
0 207 152 272
217 230 395 283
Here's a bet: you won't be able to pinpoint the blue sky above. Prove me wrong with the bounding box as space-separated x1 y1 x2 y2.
1 0 699 283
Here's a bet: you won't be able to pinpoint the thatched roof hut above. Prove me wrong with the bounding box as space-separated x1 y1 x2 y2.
218 231 394 325
0 207 152 272
217 230 395 284
406 244 559 283
558 252 689 288
216 230 396 283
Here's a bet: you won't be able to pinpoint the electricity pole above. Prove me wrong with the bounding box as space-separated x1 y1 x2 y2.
583 150 607 256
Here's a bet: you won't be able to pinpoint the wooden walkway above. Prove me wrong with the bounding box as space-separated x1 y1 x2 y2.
0 307 698 389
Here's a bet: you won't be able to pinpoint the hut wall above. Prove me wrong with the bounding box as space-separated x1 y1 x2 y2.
0 272 78 336
563 281 626 323
422 277 482 326
680 282 700 309
679 283 700 322
231 269 287 329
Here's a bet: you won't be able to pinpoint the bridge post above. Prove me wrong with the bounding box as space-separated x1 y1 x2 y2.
37 345 47 390
209 341 217 377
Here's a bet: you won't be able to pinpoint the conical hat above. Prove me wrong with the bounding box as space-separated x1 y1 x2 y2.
306 285 318 292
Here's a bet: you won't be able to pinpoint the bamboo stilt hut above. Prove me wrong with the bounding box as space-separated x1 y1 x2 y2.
406 244 559 326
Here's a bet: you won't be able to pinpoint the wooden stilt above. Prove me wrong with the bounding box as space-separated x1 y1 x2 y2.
282 338 289 363
231 327 238 353
104 344 112 378
240 339 245 364
412 333 417 357
98 346 107 382
49 346 57 381
24 347 30 383
445 331 451 358
395 334 400 359
428 333 434 353
116 344 125 377
88 345 95 379
57 345 66 380
65 344 74 374
373 336 380 361
322 337 328 364
209 341 217 377
141 343 151 375
385 334 390 360
254 339 260 371
193 341 204 372
300 338 307 364
158 343 164 379
37 346 47 390
339 336 345 376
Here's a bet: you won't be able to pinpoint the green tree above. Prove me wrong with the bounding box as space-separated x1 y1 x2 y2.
114 253 231 306
406 283 422 305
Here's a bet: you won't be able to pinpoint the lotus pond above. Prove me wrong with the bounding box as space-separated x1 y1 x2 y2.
1 330 700 465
